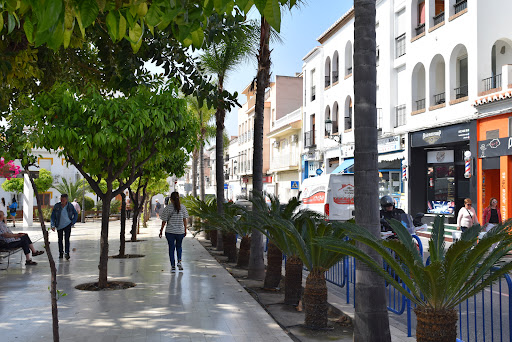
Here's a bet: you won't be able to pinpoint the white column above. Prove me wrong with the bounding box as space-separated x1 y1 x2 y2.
23 173 33 228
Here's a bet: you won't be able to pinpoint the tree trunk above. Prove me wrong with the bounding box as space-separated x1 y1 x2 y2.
29 175 60 342
119 192 126 257
131 204 140 242
143 196 149 228
199 129 205 201
415 308 457 342
249 16 271 281
98 192 112 288
353 1 391 340
236 235 250 268
304 267 328 329
263 240 282 289
192 148 198 198
222 232 237 262
284 256 303 306
210 229 217 247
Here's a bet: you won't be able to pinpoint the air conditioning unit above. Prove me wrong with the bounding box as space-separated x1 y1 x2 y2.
291 134 298 143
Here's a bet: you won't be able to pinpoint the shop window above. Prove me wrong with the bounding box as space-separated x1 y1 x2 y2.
426 165 456 215
486 129 499 140
379 171 401 198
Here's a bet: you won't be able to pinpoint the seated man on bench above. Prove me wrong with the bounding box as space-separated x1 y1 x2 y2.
0 211 44 265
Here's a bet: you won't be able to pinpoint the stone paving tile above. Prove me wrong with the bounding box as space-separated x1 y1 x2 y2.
0 221 292 342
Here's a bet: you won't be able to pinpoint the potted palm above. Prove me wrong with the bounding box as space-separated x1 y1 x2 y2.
250 194 347 329
317 216 512 342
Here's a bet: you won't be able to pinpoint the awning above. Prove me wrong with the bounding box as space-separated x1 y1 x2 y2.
332 159 354 174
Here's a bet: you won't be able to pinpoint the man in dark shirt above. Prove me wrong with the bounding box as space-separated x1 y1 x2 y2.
380 195 405 232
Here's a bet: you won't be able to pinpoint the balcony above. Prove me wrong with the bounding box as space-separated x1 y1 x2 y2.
434 92 446 105
455 85 468 99
482 74 502 92
332 71 339 83
395 33 406 58
394 105 406 128
325 75 330 88
311 86 316 101
433 12 445 26
415 23 425 36
454 0 467 14
416 98 426 111
304 130 315 148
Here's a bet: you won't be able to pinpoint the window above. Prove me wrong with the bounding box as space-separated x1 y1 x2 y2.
395 9 406 58
38 192 52 207
486 129 499 140
310 69 316 101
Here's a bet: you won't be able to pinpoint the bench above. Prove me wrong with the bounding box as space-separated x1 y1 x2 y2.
0 234 44 270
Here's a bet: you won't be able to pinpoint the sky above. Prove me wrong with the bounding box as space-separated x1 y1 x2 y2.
223 0 353 137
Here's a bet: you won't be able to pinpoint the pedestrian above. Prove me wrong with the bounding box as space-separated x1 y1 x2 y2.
483 197 502 231
155 199 161 219
0 211 44 265
0 197 7 217
71 198 81 219
8 197 17 227
457 198 479 232
126 195 132 219
159 192 189 273
50 194 78 260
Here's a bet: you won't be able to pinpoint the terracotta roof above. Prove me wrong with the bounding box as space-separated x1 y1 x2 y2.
474 90 512 106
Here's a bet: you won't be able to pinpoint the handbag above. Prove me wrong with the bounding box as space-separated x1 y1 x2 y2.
9 207 16 214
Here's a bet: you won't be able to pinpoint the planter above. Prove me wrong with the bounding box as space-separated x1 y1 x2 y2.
415 307 458 342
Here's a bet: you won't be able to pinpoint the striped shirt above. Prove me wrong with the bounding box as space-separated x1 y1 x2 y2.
160 204 189 234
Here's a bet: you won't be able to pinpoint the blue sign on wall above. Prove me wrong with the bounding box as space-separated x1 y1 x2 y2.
316 168 323 176
291 181 299 189
224 183 228 190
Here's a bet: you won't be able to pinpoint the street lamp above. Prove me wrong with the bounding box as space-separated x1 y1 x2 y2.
324 118 341 144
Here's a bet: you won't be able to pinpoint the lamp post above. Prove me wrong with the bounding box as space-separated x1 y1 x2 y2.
325 119 341 144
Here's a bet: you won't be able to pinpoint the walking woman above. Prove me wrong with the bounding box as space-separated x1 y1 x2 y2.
483 197 502 231
159 192 189 273
457 198 479 232
0 198 7 217
9 197 17 227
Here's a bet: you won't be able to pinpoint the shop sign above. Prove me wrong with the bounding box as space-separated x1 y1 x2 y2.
411 123 470 147
378 135 401 153
427 201 455 215
263 176 272 183
478 136 512 158
242 177 249 183
427 150 454 164
304 152 316 161
342 144 355 158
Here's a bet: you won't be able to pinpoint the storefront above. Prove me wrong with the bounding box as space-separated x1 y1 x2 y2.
409 122 477 223
477 113 512 222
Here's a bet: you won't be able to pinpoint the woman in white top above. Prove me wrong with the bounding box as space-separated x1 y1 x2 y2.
457 198 479 232
0 197 6 217
159 191 189 273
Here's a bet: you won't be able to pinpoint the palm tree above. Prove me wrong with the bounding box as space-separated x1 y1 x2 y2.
53 177 86 203
318 217 512 342
201 18 258 253
249 195 304 304
353 0 391 340
250 194 346 328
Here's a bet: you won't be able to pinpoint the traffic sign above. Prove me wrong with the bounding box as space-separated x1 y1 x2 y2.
316 168 323 176
291 181 299 189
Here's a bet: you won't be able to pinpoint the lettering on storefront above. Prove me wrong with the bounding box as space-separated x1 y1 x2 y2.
422 130 442 144
502 172 507 219
478 137 512 158
378 136 402 153
411 123 471 147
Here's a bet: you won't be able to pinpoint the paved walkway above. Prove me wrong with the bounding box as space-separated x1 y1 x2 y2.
0 221 292 342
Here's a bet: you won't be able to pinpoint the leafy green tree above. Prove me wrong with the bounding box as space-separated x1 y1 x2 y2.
34 169 54 193
0 117 61 341
1 177 23 194
24 83 197 288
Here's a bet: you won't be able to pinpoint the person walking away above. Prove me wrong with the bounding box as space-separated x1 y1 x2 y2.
8 197 17 227
71 198 81 223
125 193 131 219
155 199 162 219
51 194 78 260
0 197 7 217
457 198 479 232
0 211 44 265
159 192 189 273
483 197 501 231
